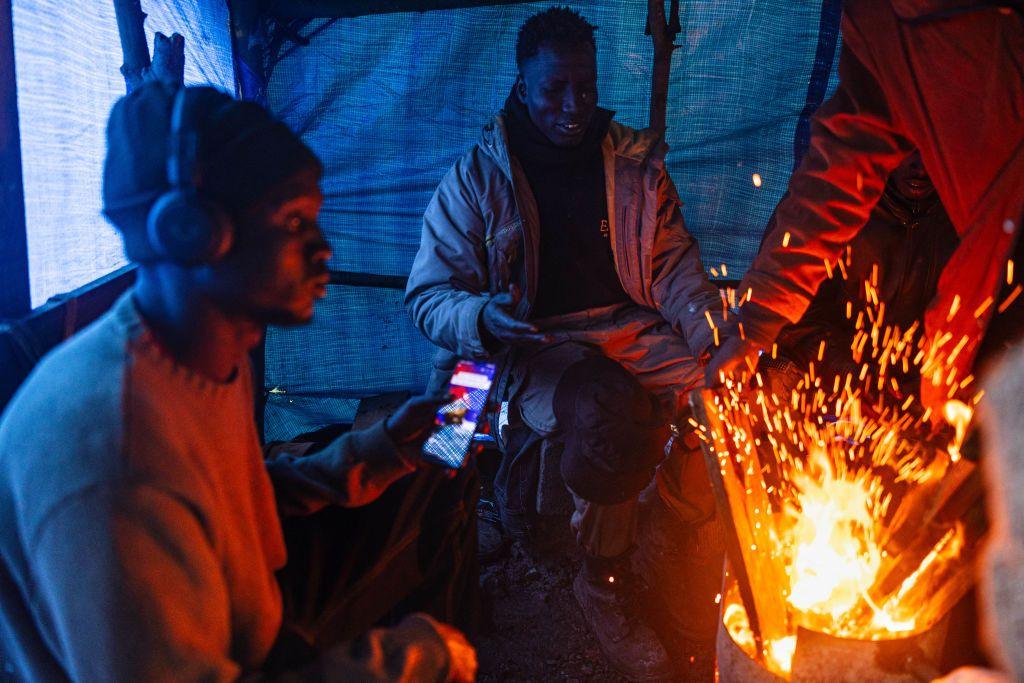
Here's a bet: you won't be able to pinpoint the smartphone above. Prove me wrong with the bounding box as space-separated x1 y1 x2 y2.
421 360 497 468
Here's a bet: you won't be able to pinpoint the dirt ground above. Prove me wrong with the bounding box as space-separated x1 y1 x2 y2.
470 448 716 683
475 534 629 683
470 447 628 682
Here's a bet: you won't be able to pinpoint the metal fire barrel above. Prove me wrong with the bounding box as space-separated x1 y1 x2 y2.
716 618 785 683
717 612 951 682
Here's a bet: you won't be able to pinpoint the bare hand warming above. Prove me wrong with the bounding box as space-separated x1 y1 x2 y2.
704 335 763 386
480 284 552 347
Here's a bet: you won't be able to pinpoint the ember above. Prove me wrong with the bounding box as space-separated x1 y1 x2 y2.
695 273 987 678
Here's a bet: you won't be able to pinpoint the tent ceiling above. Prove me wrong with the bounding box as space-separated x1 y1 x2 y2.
264 0 538 20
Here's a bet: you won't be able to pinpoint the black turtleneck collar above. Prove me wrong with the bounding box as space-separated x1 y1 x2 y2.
878 185 942 226
503 87 614 166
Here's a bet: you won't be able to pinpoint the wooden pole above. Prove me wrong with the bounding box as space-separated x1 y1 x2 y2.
113 0 184 93
266 0 535 19
646 0 680 135
690 390 766 660
112 0 150 92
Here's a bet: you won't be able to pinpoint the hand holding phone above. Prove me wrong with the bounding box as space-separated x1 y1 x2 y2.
384 394 452 446
421 360 497 469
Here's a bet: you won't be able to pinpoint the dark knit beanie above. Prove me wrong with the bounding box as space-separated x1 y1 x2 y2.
554 356 670 505
101 81 321 262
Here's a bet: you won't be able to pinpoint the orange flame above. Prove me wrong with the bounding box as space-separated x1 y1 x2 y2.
710 276 980 678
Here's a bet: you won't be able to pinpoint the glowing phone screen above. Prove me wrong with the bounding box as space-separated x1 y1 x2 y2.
422 360 497 468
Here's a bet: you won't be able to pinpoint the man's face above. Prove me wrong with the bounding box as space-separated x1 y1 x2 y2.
211 169 331 326
889 151 936 203
517 44 598 147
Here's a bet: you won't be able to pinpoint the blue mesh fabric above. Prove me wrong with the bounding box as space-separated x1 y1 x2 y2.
263 2 840 440
264 284 438 439
13 0 234 307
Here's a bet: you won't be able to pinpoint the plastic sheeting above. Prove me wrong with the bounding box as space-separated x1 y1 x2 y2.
263 285 439 442
262 1 840 440
12 0 234 307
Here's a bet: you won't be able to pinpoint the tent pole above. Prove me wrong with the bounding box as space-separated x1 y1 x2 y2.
0 0 30 318
266 0 536 20
112 0 150 92
112 0 185 93
228 0 268 104
646 0 681 136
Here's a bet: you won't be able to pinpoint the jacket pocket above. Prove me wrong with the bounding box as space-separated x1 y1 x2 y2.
486 219 523 294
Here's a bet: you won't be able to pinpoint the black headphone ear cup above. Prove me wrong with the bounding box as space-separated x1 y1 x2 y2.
147 189 234 265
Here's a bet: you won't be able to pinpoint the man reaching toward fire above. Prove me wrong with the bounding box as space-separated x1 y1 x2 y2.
763 151 959 401
407 7 725 679
708 2 1024 410
707 2 1023 680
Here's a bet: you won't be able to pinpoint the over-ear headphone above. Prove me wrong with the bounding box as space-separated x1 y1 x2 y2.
146 87 234 265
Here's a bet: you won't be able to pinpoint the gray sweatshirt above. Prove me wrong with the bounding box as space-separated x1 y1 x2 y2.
0 293 450 681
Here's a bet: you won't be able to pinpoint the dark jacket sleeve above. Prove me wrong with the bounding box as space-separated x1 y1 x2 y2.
737 37 914 348
265 421 416 516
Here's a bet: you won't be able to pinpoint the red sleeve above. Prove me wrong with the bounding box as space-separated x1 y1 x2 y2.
738 36 914 347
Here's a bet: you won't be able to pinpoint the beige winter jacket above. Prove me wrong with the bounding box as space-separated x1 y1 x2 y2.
405 113 722 386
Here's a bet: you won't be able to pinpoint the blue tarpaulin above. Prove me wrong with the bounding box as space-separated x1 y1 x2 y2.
11 0 234 307
263 1 840 440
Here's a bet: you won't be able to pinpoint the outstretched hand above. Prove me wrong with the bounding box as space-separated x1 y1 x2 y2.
481 284 552 347
384 395 466 477
704 335 763 386
432 621 478 683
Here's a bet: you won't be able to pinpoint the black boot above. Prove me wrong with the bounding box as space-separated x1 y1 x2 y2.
573 553 673 681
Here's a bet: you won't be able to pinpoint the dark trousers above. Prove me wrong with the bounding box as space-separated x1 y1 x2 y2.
268 466 479 667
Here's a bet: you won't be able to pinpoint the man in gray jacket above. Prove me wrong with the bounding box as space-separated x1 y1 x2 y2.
406 8 723 679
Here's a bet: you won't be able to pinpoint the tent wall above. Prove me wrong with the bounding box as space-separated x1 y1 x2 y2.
11 0 234 308
263 1 841 441
0 0 233 413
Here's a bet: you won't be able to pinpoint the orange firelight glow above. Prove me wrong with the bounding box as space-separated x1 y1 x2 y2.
703 270 983 678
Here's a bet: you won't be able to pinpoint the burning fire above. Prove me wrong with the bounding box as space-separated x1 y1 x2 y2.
944 399 972 463
786 451 889 622
701 257 985 677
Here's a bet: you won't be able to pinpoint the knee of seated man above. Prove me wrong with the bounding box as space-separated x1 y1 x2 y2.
553 356 671 506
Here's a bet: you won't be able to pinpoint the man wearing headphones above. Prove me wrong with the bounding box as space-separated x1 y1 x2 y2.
0 83 475 681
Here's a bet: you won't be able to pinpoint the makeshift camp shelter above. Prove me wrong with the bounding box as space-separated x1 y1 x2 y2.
0 0 841 439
